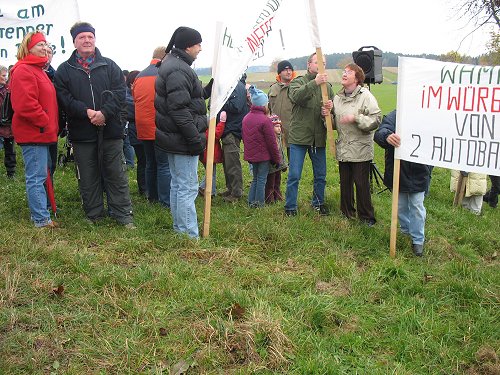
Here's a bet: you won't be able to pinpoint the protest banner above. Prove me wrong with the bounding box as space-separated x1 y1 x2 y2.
0 0 80 68
390 57 499 257
203 0 284 237
396 57 500 176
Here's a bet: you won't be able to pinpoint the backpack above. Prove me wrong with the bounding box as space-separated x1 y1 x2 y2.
1 90 13 126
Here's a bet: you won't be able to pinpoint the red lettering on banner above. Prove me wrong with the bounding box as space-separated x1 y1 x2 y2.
245 16 274 54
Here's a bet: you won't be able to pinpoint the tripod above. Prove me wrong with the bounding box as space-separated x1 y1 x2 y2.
370 161 388 194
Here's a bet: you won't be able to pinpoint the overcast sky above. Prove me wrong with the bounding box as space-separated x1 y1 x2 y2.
75 0 492 71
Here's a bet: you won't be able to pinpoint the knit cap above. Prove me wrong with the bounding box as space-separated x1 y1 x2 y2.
248 85 268 106
277 60 293 74
166 27 202 53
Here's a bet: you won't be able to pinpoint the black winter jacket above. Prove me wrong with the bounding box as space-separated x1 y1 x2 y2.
54 48 126 142
154 48 207 155
221 78 249 140
374 110 431 193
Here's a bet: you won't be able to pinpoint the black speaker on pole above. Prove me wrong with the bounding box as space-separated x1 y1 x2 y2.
352 46 383 84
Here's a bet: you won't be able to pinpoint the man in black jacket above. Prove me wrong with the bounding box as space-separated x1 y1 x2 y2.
220 74 249 202
374 110 431 256
154 26 207 239
55 22 134 228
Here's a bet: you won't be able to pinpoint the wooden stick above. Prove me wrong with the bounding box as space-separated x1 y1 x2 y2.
202 116 217 238
389 158 401 258
315 47 336 157
453 173 467 206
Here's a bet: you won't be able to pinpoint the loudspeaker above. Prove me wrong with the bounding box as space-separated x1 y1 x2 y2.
352 46 383 84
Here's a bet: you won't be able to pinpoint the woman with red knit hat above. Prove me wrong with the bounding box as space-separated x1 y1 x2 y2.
9 31 59 228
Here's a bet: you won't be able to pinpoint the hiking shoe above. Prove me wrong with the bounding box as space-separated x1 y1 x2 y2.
412 243 424 257
223 195 240 203
366 219 376 227
40 221 60 229
313 204 329 216
220 190 232 197
284 209 297 216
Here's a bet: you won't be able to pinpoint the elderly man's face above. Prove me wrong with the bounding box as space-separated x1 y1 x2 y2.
74 32 95 57
307 54 325 75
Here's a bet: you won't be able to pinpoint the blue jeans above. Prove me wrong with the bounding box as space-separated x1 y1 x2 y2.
20 145 53 227
248 161 269 207
167 153 199 238
143 140 170 207
123 134 135 167
285 144 326 211
398 191 426 245
200 164 217 195
154 146 172 208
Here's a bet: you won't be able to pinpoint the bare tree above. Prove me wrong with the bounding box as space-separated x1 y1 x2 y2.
454 0 499 54
456 0 499 31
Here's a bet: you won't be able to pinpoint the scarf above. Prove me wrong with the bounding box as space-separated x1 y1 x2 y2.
76 52 95 74
10 54 48 77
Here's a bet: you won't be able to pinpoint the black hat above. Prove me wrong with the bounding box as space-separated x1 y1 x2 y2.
277 60 293 74
166 27 202 53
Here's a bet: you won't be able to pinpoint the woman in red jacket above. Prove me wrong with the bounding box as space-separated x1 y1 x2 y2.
10 31 59 228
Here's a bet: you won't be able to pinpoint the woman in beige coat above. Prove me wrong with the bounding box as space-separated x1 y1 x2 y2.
332 63 382 226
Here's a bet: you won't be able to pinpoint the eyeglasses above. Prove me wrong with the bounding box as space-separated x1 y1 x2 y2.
34 42 49 48
343 70 355 75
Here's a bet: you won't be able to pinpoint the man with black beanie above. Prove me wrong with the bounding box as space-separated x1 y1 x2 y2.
154 26 207 239
269 59 296 157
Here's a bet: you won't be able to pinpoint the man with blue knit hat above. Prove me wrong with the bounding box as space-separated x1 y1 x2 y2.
155 26 208 239
55 21 135 228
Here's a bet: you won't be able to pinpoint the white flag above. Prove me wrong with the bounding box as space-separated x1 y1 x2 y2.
304 0 321 48
0 0 80 67
210 0 285 119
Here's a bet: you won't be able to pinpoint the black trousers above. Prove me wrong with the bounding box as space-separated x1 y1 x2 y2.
132 143 146 196
73 139 133 224
3 137 16 177
339 160 375 222
487 175 500 207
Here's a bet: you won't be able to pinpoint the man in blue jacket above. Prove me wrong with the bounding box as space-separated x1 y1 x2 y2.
55 22 134 228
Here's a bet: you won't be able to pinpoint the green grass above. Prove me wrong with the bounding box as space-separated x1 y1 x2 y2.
0 84 499 374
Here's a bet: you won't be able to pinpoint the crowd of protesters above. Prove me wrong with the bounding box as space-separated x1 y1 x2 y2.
1 23 498 255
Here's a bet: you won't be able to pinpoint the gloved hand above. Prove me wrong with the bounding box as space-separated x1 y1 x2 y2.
203 78 214 99
189 138 206 156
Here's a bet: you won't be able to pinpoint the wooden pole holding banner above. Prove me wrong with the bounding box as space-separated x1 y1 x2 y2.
202 23 224 238
389 158 401 258
315 48 336 157
202 116 217 237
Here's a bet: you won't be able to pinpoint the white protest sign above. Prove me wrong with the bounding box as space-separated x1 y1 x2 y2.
0 0 80 68
396 57 500 176
210 0 284 119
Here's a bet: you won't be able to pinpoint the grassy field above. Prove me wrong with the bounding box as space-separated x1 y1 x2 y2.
0 74 499 374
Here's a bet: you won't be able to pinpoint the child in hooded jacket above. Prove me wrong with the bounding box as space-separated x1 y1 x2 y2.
242 86 281 207
199 111 226 196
